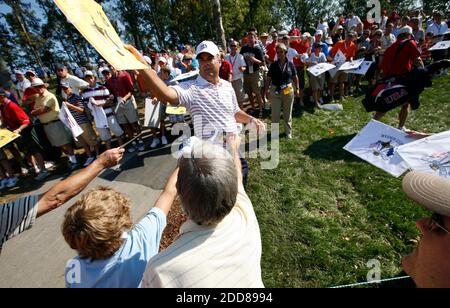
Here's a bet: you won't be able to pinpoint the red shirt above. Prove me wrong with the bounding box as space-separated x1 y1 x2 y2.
381 39 421 77
0 98 31 130
290 40 310 67
266 41 277 63
331 40 357 60
22 87 39 110
219 60 233 81
105 71 134 98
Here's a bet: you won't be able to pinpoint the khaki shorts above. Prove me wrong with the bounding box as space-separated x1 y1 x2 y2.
77 122 99 147
308 73 325 91
332 71 347 83
116 95 139 124
43 120 72 147
97 115 124 141
244 71 261 95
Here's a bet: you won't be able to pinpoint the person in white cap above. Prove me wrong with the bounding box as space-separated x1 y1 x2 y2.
30 78 78 171
377 25 424 130
14 70 31 101
402 171 450 287
125 41 265 185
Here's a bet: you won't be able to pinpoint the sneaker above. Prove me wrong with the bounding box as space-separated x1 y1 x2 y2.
286 134 293 139
161 136 168 145
128 141 137 153
150 138 160 148
138 139 145 151
83 156 96 167
6 176 18 188
35 170 50 181
398 126 407 132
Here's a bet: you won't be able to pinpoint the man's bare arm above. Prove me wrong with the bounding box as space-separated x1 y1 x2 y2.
36 148 125 217
153 168 179 216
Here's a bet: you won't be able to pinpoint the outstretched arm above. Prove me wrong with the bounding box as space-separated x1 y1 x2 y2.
124 44 179 105
36 148 125 217
153 168 179 216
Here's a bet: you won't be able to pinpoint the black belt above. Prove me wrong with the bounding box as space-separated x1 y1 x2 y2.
43 119 60 125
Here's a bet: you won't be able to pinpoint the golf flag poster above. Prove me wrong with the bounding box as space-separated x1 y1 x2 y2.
343 120 414 177
307 63 336 77
345 61 373 75
339 58 365 71
0 129 20 149
144 98 162 128
397 130 450 178
53 0 148 71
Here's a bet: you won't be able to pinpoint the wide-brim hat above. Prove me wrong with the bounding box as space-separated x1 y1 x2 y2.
403 171 450 217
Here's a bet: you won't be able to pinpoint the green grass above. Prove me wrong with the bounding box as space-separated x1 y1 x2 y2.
247 75 450 288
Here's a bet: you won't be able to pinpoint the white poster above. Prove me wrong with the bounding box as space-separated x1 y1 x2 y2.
346 61 373 75
171 70 199 83
329 50 346 77
339 58 365 71
397 130 450 178
59 102 84 141
428 40 450 51
144 98 162 128
343 120 414 177
307 63 336 77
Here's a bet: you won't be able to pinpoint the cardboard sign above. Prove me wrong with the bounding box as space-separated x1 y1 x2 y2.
428 40 450 51
307 63 336 77
345 61 373 75
0 129 20 149
343 120 414 177
53 0 148 71
144 98 162 128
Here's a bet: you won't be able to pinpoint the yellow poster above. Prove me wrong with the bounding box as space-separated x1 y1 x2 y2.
0 129 20 149
53 0 148 71
166 106 187 115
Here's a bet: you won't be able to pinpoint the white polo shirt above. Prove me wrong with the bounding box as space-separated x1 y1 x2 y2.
141 188 264 288
225 53 247 81
171 75 241 139
61 74 89 99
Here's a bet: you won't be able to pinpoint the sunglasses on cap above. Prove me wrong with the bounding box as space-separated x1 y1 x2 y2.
428 213 450 234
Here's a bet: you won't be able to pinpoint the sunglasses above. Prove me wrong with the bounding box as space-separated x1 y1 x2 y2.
230 45 237 47
428 213 450 234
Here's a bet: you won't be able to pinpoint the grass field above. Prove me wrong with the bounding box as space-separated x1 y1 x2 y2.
247 75 450 288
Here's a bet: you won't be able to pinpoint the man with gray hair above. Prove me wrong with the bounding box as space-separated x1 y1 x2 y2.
141 137 264 288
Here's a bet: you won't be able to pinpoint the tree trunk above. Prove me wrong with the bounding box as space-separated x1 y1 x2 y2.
212 0 227 51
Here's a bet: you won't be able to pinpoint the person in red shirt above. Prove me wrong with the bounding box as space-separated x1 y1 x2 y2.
0 89 49 181
104 66 144 153
219 51 233 82
266 31 278 64
289 34 311 106
329 32 357 101
377 26 424 129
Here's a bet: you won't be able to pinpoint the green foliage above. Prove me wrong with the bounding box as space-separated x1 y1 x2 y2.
247 75 450 287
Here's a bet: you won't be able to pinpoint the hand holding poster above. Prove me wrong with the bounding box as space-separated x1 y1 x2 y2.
53 0 147 71
329 50 346 77
345 61 373 75
307 63 336 77
0 129 20 149
59 103 83 141
397 130 450 178
343 120 414 177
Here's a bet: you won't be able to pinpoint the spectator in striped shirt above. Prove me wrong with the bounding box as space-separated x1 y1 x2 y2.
61 81 100 167
0 148 124 255
82 71 124 150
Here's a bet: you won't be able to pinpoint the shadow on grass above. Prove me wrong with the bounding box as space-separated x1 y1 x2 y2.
303 134 361 162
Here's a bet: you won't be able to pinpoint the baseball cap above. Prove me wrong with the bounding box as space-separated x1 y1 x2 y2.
260 32 269 38
315 30 323 36
399 25 413 36
60 81 70 89
325 37 333 45
347 31 356 37
25 70 36 77
278 30 288 36
158 56 168 64
337 25 344 30
196 41 220 58
31 78 46 87
55 63 66 70
14 70 25 75
160 48 169 54
403 171 450 217
84 70 94 77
